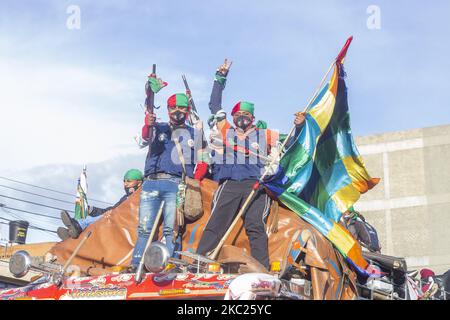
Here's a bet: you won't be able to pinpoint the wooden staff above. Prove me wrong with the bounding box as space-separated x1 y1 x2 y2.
209 59 338 260
62 231 92 275
135 201 165 283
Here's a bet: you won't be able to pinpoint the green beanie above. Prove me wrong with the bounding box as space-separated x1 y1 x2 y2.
124 169 144 181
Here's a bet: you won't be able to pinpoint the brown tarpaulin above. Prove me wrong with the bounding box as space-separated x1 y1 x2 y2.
49 179 357 299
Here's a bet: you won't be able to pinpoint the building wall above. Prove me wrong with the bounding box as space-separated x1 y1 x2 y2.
355 124 450 274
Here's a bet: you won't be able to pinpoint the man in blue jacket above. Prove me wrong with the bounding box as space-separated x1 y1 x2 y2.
197 60 305 269
130 93 209 269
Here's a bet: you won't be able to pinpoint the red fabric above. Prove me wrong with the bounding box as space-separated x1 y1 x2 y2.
420 268 435 294
420 268 435 279
422 283 431 294
194 162 209 181
142 114 150 139
141 125 149 140
336 36 353 63
167 94 177 108
231 102 241 116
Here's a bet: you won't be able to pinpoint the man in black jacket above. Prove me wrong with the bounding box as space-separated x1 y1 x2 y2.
57 169 143 240
196 60 305 269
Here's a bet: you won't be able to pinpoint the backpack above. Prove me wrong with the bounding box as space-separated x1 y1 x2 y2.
345 213 381 253
173 139 204 222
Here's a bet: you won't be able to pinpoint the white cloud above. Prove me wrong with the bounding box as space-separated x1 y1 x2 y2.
0 22 212 243
0 36 210 171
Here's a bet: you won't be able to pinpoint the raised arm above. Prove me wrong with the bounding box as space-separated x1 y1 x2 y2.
137 72 167 148
282 111 306 149
209 59 233 115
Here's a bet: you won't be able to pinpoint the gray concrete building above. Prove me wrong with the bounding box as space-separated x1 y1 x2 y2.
355 124 450 274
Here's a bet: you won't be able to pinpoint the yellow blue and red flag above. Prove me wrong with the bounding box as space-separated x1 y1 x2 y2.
264 37 380 276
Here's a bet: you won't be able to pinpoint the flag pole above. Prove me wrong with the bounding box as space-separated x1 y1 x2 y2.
209 56 341 261
263 35 353 177
265 58 337 169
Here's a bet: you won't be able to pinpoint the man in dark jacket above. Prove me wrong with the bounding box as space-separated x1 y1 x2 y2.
129 92 209 269
196 60 305 269
57 169 144 240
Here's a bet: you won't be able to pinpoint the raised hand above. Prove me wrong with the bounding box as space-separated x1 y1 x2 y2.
217 58 233 76
145 112 157 127
294 111 306 127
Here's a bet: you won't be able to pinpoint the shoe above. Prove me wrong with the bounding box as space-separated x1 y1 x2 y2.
60 210 72 228
67 219 83 239
57 227 70 241
60 210 83 239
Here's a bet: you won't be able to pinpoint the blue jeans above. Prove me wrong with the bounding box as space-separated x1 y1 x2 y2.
78 215 102 230
130 178 180 267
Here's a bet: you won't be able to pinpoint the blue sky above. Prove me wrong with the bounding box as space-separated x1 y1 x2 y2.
1 0 450 242
2 1 450 137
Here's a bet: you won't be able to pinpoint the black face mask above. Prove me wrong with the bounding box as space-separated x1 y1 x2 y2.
125 186 136 196
235 115 253 131
169 111 187 126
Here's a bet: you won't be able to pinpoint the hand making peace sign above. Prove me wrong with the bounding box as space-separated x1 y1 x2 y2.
217 58 233 76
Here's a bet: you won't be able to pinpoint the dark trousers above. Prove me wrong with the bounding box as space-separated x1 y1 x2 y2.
197 180 271 269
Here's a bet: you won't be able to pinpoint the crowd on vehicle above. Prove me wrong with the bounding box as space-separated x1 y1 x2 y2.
57 59 386 275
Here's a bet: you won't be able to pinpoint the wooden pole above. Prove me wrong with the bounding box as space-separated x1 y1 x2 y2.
62 231 92 275
135 201 165 283
209 59 337 260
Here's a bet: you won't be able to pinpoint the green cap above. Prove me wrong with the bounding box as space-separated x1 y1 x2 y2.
124 169 144 181
231 101 255 116
167 93 189 108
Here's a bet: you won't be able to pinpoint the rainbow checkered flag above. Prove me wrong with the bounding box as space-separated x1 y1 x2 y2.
264 37 380 277
74 166 89 220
